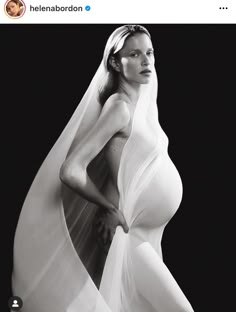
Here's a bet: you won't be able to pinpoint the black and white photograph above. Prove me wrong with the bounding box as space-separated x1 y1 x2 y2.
1 24 235 312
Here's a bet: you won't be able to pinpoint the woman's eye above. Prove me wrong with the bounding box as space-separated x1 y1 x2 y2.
147 50 154 56
130 53 139 57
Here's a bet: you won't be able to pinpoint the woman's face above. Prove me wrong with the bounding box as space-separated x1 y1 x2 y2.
116 33 155 85
7 1 20 16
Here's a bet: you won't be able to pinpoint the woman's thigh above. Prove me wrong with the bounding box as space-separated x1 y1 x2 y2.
130 241 193 312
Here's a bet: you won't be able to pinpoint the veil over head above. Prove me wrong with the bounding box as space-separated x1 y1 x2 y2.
12 25 160 312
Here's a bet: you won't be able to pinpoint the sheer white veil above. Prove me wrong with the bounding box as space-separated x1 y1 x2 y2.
12 25 159 312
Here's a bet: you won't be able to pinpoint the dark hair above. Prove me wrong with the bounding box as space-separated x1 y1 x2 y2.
98 25 151 106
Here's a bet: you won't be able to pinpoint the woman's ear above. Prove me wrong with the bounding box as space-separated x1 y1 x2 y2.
109 56 120 72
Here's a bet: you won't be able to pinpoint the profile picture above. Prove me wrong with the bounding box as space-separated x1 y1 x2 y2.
5 0 26 18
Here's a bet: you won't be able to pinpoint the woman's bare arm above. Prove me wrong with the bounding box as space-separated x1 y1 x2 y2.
60 98 130 212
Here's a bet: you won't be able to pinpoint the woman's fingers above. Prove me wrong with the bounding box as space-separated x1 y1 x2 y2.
107 228 112 243
116 210 129 233
119 220 129 233
123 223 129 233
102 226 110 245
109 228 116 242
95 209 128 247
96 221 104 234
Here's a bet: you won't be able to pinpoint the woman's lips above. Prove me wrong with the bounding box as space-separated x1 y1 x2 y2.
140 70 152 75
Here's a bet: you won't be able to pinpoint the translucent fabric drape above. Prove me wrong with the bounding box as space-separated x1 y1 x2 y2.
12 57 161 311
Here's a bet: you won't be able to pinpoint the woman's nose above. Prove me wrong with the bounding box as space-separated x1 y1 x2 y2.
141 54 150 66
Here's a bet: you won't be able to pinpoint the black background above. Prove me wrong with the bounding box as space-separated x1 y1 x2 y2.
1 24 235 311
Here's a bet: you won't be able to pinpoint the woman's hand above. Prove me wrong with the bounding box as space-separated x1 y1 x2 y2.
94 207 129 249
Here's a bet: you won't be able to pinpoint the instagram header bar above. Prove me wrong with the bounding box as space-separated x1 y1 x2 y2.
1 0 235 23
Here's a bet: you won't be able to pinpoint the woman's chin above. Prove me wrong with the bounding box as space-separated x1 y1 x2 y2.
140 77 152 84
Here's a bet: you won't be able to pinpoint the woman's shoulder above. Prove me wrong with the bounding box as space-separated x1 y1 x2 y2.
105 93 129 106
103 93 130 124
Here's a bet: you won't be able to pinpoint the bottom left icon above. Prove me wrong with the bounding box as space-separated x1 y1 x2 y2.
8 296 23 311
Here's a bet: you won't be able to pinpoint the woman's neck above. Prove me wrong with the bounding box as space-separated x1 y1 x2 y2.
117 79 141 107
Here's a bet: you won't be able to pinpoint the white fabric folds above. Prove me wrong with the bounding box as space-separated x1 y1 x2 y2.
12 39 185 311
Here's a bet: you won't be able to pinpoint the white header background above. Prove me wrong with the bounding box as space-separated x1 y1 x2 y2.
1 0 235 23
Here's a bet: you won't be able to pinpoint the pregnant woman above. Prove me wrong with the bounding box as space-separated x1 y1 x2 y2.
12 25 194 312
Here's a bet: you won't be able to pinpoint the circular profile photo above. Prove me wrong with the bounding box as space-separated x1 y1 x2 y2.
4 0 26 18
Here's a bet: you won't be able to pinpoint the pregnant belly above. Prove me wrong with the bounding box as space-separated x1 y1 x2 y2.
132 153 183 229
